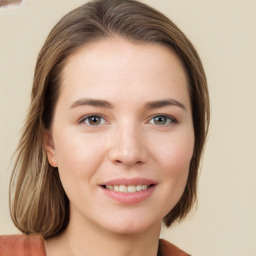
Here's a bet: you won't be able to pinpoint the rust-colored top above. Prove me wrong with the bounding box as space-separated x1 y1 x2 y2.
158 239 190 256
0 235 190 256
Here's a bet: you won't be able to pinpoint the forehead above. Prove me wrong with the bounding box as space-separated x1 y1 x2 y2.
63 38 187 81
59 38 190 109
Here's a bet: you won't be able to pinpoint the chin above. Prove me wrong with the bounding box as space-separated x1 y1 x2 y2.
101 216 161 236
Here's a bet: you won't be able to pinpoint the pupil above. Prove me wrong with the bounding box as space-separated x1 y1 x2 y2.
89 116 100 125
155 116 166 125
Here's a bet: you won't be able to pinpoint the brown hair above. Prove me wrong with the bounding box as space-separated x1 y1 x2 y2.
10 0 210 239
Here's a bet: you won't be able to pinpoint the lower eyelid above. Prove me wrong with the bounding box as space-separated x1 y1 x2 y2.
78 115 177 126
79 115 107 125
148 115 177 125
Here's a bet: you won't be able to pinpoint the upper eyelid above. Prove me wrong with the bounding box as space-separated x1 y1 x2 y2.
78 114 108 124
77 113 177 124
147 114 177 123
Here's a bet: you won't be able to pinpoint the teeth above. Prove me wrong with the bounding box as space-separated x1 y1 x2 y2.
136 185 142 192
120 185 127 193
141 185 148 191
106 184 149 193
127 185 136 193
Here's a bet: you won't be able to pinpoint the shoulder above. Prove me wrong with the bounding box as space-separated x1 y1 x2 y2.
0 234 47 256
159 239 191 256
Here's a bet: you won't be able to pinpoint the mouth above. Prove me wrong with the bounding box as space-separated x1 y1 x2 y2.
101 184 155 193
99 178 157 204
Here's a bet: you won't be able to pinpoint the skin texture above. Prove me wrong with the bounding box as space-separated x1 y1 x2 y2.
44 38 194 256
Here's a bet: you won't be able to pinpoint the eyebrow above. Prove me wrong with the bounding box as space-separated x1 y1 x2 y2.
70 98 114 109
70 98 186 111
145 99 186 111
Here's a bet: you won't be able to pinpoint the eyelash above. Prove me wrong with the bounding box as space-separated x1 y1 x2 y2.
79 114 177 127
147 114 177 126
79 114 108 127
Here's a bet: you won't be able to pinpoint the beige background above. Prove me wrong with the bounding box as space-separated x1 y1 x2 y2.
0 0 255 255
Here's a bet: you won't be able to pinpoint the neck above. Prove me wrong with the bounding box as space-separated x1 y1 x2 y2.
46 215 161 256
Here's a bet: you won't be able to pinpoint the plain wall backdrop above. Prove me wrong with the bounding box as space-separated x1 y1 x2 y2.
0 1 255 255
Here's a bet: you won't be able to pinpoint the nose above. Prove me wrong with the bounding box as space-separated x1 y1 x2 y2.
108 123 148 167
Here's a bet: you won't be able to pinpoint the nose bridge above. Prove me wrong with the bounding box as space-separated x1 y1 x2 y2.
108 120 148 166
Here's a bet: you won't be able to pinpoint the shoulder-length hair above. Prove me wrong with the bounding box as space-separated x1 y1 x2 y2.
10 0 210 239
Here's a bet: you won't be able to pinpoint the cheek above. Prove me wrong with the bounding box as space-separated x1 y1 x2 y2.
156 131 194 175
145 131 194 219
155 130 194 203
53 131 106 188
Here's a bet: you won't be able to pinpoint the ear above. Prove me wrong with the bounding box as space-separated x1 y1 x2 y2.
44 130 58 167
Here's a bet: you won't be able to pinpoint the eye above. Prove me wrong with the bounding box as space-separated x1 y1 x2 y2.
148 115 176 125
80 115 106 126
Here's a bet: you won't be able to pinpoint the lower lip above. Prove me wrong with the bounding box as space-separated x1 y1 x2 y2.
100 186 155 204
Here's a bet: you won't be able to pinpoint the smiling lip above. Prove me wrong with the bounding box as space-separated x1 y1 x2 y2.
99 178 157 204
102 178 157 186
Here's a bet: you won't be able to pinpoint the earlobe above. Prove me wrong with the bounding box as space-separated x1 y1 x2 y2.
44 130 58 167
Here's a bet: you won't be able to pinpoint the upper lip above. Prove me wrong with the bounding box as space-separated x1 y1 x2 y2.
100 178 158 186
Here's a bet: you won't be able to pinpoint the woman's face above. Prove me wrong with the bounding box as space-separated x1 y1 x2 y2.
45 38 194 235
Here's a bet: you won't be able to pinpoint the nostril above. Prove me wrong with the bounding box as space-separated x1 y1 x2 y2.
113 159 144 166
108 139 148 166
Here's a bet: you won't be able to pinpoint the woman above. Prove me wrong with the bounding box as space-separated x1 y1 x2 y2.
0 0 209 255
